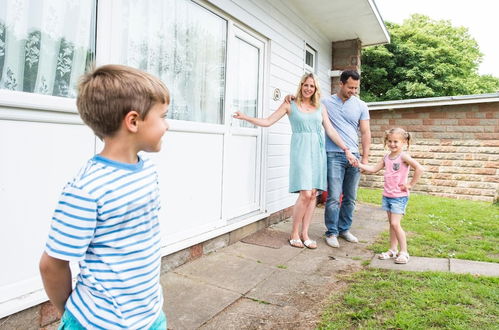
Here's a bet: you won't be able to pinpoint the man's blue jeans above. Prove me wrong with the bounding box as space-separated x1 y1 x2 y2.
325 152 361 237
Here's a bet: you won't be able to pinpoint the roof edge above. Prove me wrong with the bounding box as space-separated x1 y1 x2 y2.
366 0 390 46
367 93 499 110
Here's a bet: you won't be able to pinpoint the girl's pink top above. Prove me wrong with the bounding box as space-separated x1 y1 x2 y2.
383 152 410 198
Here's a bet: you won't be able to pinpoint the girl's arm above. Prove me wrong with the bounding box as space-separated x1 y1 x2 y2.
357 157 384 174
233 101 289 127
321 106 357 165
39 252 72 315
400 153 424 191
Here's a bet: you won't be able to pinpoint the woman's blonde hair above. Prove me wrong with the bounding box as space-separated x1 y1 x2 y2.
383 127 412 149
295 73 321 108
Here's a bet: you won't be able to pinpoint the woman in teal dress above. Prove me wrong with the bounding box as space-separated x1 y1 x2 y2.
233 73 356 249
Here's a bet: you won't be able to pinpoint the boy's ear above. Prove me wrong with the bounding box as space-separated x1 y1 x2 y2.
124 110 140 133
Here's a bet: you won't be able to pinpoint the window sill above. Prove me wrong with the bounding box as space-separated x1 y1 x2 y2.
0 90 77 113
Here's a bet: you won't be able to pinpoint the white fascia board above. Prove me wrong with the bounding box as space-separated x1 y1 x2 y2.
367 93 499 111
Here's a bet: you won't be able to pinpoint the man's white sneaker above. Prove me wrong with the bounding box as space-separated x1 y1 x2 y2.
326 235 340 248
339 231 358 243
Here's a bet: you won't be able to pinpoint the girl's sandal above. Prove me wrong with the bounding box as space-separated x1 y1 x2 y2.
394 252 410 264
378 249 398 260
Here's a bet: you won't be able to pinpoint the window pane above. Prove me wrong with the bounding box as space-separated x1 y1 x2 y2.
0 0 96 98
232 37 259 128
117 0 227 124
305 50 314 67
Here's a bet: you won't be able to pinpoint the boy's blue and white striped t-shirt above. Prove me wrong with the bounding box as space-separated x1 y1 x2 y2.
45 155 163 329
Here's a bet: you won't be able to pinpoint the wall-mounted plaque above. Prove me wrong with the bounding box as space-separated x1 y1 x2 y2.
273 88 281 101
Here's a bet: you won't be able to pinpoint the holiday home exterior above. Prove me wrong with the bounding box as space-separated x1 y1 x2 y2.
0 0 388 318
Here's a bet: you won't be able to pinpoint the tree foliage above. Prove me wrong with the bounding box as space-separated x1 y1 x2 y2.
361 14 499 102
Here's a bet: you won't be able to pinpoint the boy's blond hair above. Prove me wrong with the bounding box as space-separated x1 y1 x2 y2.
295 73 321 108
77 64 170 139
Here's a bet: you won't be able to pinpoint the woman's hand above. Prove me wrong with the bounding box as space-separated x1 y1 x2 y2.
232 111 246 120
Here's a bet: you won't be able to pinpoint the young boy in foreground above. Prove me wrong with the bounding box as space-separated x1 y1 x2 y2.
39 64 170 329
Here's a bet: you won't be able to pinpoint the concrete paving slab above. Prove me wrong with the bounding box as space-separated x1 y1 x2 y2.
219 241 303 266
161 273 240 329
449 259 499 277
173 251 276 294
269 218 293 234
285 252 364 277
369 256 449 272
200 298 311 330
245 268 332 308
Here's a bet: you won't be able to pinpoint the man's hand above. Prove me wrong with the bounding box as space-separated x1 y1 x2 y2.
345 150 358 166
358 156 369 173
283 94 295 104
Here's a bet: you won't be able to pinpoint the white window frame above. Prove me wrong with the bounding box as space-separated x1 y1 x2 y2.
0 0 270 137
304 44 317 73
0 2 96 124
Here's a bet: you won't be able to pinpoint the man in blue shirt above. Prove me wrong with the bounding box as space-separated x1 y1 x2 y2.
323 70 371 248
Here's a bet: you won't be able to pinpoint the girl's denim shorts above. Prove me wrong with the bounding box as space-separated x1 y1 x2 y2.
382 196 409 214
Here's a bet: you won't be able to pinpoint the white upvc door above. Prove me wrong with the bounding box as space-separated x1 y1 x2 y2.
222 26 266 222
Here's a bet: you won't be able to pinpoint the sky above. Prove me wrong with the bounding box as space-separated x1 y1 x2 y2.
374 0 499 77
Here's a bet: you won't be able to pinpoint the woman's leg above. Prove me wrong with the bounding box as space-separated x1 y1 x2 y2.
301 189 317 242
291 190 312 240
389 212 407 253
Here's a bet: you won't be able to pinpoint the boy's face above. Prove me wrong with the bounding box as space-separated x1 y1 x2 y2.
137 102 169 152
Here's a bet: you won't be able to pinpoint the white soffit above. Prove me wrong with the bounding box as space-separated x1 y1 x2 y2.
287 0 390 46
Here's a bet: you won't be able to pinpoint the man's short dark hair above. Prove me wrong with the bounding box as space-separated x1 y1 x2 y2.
340 70 360 83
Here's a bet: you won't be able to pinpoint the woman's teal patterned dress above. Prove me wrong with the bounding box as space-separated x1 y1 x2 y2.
288 101 326 193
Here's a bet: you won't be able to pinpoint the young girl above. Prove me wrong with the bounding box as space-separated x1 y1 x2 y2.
357 128 424 264
233 73 356 249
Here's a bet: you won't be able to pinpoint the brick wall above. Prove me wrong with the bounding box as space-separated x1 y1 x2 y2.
360 99 499 203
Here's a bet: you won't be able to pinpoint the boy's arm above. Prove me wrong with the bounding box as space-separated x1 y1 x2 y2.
39 252 72 315
401 153 424 191
357 157 384 174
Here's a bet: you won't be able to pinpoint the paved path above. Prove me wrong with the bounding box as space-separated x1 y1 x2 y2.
370 254 499 276
161 203 499 329
162 204 387 329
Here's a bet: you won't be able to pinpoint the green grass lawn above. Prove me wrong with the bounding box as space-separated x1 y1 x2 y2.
317 189 499 329
357 188 499 263
318 269 499 329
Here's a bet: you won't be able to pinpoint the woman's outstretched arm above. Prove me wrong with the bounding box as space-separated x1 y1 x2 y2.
233 101 289 127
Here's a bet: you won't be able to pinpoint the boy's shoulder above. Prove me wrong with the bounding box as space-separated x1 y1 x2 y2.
66 157 105 188
65 155 157 192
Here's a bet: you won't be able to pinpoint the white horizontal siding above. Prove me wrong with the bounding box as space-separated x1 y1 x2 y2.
0 115 95 317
